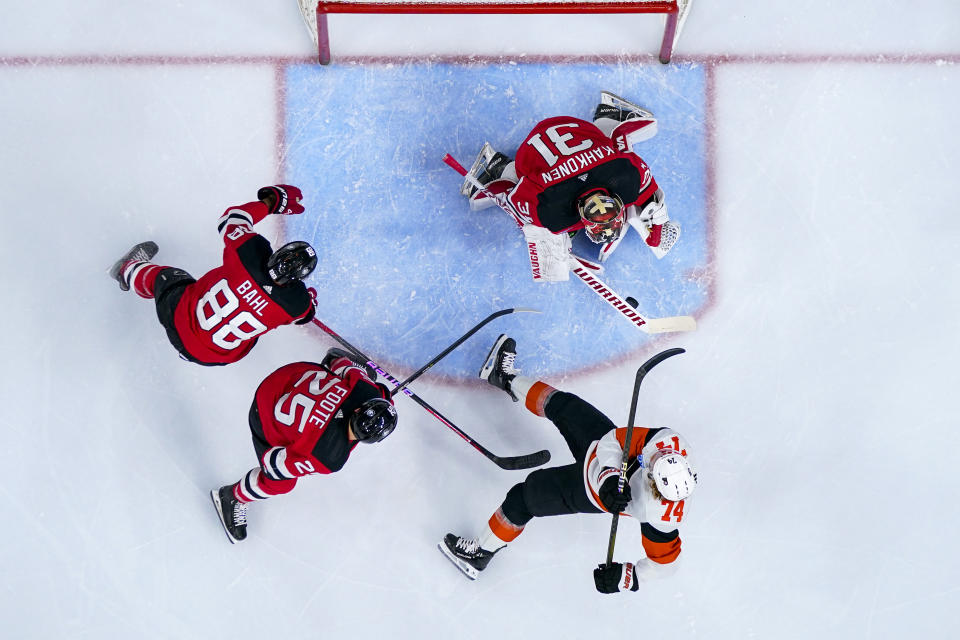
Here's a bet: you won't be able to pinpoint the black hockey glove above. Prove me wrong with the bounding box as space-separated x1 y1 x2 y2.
597 473 632 513
257 184 304 215
593 562 639 593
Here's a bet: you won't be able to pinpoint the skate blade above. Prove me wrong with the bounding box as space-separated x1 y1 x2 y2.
460 142 496 196
437 542 479 580
599 91 654 119
210 489 238 545
478 333 508 380
107 241 159 291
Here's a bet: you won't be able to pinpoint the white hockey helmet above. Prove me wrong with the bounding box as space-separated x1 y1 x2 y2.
647 448 697 502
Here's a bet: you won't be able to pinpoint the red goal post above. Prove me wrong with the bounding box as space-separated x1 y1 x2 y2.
298 0 692 65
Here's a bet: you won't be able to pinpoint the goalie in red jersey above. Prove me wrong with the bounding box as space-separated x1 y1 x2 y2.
459 91 680 281
210 349 398 543
108 185 317 366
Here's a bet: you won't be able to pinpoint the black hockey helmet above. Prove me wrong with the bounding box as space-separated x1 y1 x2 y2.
349 398 398 444
267 241 317 285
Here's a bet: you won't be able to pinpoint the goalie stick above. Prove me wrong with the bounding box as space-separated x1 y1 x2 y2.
311 314 552 471
442 153 696 334
569 256 696 334
604 347 685 566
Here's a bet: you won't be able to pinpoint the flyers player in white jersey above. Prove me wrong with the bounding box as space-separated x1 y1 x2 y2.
107 185 317 365
211 349 398 543
439 335 697 594
459 91 680 281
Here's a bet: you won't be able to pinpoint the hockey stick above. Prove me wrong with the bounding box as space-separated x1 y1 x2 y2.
604 347 685 566
568 256 696 334
391 307 540 396
311 316 552 471
443 153 695 334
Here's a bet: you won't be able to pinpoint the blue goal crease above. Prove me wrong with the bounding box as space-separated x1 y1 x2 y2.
283 61 708 379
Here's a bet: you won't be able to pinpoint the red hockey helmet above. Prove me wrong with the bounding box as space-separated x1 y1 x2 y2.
576 189 626 244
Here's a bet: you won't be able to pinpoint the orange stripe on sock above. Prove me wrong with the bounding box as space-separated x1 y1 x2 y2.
642 534 681 564
524 381 556 417
488 508 524 543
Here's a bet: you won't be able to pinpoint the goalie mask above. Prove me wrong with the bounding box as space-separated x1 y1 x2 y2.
646 448 697 502
349 398 398 444
267 241 317 286
577 190 626 244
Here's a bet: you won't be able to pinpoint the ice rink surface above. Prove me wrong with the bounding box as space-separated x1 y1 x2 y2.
1 2 958 639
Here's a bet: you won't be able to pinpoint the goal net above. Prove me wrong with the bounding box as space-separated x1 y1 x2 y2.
297 0 692 65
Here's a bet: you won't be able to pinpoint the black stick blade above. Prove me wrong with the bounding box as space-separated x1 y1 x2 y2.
491 449 551 470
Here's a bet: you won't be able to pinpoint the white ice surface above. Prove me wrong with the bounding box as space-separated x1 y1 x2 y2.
1 2 959 639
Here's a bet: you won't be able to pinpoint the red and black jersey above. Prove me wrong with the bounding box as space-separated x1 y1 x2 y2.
252 360 390 476
172 201 314 365
507 116 659 234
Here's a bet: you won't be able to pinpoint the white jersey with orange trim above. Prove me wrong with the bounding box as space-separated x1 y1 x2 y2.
583 426 694 579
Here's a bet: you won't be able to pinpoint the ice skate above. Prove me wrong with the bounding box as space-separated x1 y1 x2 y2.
438 533 499 580
479 334 520 402
594 91 655 122
460 142 511 197
108 241 158 291
211 485 248 544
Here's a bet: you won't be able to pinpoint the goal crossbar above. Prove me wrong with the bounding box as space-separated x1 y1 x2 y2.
307 1 685 65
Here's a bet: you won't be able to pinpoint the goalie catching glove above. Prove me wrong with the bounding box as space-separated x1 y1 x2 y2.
258 184 305 215
593 562 639 593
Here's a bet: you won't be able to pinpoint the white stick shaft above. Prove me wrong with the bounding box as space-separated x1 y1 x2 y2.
569 257 696 334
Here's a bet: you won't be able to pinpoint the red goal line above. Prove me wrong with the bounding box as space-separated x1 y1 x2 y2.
299 1 690 65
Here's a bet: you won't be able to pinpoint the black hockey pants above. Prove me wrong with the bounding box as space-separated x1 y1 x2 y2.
152 267 222 366
499 391 612 526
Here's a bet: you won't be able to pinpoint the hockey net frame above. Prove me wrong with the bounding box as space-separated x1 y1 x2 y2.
297 0 692 65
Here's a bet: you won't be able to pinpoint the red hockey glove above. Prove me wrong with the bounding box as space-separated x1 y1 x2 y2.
593 562 639 593
598 473 632 513
257 184 304 215
322 347 378 381
307 286 318 308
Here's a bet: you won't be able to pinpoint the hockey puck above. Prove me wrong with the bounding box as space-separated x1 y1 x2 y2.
625 296 638 309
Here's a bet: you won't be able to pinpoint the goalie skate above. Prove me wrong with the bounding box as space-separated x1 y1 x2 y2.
596 91 656 121
459 142 509 197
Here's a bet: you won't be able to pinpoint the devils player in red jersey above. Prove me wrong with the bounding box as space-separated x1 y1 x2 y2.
460 91 680 280
210 349 398 543
439 335 697 593
107 185 317 365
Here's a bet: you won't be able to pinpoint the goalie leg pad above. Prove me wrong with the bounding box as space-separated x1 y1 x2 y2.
521 225 572 282
468 178 517 211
